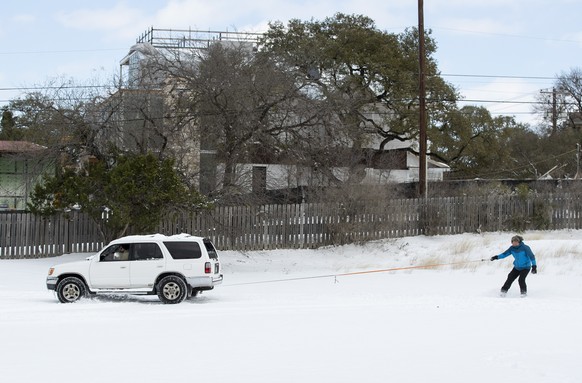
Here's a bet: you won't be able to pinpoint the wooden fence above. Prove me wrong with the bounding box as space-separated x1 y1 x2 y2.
1 192 581 258
0 212 105 258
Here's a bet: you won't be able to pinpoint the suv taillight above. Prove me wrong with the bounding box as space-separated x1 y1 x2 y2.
204 262 211 274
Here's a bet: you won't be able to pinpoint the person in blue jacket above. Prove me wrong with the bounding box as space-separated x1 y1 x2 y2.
490 235 537 296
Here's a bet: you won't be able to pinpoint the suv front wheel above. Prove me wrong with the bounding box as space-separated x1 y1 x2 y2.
56 277 87 303
157 276 187 304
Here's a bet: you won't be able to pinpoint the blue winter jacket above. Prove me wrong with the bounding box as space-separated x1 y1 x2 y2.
498 242 537 270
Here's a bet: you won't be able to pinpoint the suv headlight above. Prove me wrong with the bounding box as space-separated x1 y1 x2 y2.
48 267 55 276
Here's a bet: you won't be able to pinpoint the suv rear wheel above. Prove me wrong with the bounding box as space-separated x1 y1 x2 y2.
56 277 87 303
157 276 187 304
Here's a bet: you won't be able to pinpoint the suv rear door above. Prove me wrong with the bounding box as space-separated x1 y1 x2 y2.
129 242 166 288
203 238 220 276
163 240 207 274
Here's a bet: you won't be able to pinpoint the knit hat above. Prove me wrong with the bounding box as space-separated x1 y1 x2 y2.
511 235 523 243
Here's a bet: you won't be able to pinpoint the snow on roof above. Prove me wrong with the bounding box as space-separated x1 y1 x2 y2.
0 141 47 153
110 233 204 243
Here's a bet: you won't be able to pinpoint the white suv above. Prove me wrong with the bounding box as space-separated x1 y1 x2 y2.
46 234 223 304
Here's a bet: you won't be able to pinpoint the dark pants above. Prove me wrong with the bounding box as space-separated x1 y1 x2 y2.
501 268 530 294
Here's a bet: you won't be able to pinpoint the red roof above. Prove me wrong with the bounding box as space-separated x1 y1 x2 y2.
0 140 46 153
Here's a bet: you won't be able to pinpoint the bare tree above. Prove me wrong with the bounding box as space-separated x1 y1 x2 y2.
153 41 319 197
4 76 122 173
535 68 582 135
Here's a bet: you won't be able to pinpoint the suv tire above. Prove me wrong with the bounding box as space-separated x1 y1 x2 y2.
56 277 87 303
157 276 187 304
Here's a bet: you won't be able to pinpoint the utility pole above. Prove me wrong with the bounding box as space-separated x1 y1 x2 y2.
418 0 427 198
540 88 558 135
576 143 581 179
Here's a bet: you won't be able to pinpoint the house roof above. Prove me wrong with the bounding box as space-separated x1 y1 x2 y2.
0 141 46 153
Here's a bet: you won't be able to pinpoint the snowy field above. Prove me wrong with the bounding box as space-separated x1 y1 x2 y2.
1 230 582 383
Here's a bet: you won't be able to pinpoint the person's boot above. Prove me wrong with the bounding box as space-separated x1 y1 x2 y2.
500 289 508 297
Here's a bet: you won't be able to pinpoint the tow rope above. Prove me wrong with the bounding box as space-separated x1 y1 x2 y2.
223 258 489 287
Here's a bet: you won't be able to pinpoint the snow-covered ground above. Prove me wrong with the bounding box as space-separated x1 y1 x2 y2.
1 230 582 383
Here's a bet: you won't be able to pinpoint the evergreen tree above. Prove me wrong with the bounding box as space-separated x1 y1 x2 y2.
27 153 210 242
0 108 23 140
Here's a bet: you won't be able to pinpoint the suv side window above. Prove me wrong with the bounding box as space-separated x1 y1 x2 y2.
132 243 163 261
164 241 202 259
100 244 130 262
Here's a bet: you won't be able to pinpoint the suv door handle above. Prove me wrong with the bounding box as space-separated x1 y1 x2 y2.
120 266 127 269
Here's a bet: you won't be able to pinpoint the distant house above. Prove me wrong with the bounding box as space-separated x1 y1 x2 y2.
0 141 52 210
569 112 582 129
229 146 449 196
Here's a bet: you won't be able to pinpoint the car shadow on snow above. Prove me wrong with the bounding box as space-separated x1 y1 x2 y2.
84 293 218 305
88 294 162 304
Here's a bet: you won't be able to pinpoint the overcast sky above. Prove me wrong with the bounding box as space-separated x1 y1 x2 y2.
1 0 581 125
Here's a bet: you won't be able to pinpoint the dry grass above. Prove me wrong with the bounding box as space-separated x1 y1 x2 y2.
417 256 442 268
414 238 488 271
480 236 494 247
525 232 546 241
416 253 482 271
434 238 479 257
549 244 582 259
450 239 478 255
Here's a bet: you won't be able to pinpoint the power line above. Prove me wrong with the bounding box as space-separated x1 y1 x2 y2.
440 73 556 81
0 72 561 93
459 99 540 105
0 85 109 92
431 26 582 45
0 73 574 118
0 48 126 55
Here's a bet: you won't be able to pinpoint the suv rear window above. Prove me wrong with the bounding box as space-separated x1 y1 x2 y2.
203 239 218 259
164 241 202 259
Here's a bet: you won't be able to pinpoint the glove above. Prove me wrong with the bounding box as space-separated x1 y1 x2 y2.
532 265 537 274
490 256 499 261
